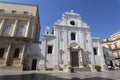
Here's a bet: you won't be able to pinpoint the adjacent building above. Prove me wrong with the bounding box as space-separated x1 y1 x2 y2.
0 2 40 70
103 47 114 66
103 31 120 65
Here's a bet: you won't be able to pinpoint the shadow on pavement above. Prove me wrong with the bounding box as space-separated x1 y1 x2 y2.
0 73 114 80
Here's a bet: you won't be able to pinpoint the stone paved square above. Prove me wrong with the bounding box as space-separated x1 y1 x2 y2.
0 70 120 80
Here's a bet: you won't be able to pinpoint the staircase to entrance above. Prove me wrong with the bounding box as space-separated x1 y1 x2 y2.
73 67 91 72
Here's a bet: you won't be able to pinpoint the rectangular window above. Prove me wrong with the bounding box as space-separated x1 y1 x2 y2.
48 45 53 54
108 44 111 49
17 25 25 36
13 48 20 58
12 10 16 14
0 9 4 13
114 43 117 49
0 48 5 58
5 25 12 35
71 32 76 40
93 47 98 55
23 11 28 15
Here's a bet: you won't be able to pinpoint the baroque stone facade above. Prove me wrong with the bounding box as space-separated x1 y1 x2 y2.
38 10 107 72
0 2 40 70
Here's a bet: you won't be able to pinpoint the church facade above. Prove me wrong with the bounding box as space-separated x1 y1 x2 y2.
36 10 107 71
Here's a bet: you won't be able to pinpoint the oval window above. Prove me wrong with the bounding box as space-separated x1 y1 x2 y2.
70 21 75 25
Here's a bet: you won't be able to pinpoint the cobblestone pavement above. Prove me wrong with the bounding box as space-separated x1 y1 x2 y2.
0 70 120 80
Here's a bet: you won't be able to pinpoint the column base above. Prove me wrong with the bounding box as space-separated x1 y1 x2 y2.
39 65 46 71
102 65 108 71
90 65 96 72
54 65 59 70
79 65 84 68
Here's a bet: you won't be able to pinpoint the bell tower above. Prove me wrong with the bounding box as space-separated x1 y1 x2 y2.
45 25 50 34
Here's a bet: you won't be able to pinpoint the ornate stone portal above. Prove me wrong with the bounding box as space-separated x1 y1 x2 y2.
68 42 84 68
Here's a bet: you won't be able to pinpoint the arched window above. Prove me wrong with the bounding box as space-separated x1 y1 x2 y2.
71 32 76 40
17 25 25 36
13 48 20 58
5 25 12 35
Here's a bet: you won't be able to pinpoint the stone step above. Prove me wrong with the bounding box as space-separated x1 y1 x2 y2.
73 67 91 72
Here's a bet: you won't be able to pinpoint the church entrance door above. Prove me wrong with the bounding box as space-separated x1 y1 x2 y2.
70 51 79 67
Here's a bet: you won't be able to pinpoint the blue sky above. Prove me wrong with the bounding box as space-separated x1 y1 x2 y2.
0 0 120 40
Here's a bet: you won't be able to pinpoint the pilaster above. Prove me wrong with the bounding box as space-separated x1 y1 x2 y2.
0 18 5 36
44 39 47 69
20 44 26 65
67 48 71 66
79 49 84 68
11 20 18 37
88 33 95 65
80 31 85 49
25 20 31 37
4 44 11 66
53 30 59 67
98 42 107 71
40 37 47 70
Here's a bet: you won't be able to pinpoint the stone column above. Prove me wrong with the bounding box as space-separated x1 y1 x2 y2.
80 31 85 49
53 30 59 70
87 32 96 71
0 18 5 36
39 37 47 70
44 38 47 69
67 47 71 66
20 44 26 69
25 20 30 37
79 49 84 68
11 20 18 37
98 42 107 71
4 44 11 66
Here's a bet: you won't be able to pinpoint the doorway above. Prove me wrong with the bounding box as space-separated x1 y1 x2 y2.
70 51 79 67
32 59 37 70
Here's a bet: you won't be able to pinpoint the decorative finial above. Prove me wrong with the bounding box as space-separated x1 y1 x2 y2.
70 9 74 13
46 25 50 30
